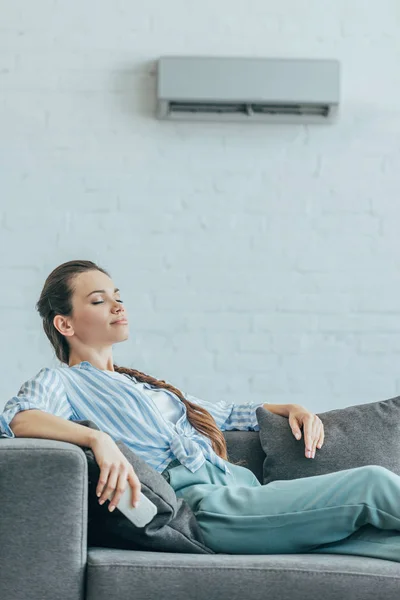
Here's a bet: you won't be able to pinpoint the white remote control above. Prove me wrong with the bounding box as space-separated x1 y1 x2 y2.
108 487 157 528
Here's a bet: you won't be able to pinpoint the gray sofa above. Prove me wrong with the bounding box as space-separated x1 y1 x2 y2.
1 430 400 600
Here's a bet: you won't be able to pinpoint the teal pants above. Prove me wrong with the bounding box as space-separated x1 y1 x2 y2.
166 459 400 561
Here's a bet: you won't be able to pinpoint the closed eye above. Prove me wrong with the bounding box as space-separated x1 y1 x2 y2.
92 300 124 304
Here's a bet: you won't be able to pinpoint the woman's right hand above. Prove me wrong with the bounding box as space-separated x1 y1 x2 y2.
90 431 142 512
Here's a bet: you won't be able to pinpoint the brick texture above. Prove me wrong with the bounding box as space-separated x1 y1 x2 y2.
1 1 400 411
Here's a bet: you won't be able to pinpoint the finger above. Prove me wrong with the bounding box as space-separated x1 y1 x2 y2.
290 419 301 440
99 465 118 506
304 425 314 455
317 429 325 449
108 471 128 512
312 424 320 453
96 462 111 499
293 429 301 440
312 439 318 455
126 469 142 507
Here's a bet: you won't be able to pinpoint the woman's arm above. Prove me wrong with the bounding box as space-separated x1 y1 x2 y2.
262 403 295 418
11 409 100 448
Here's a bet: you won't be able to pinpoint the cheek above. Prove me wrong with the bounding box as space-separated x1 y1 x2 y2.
83 308 106 326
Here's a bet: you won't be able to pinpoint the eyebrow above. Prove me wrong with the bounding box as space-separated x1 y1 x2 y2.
86 288 120 298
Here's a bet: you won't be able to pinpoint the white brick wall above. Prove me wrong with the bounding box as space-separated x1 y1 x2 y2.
1 0 400 412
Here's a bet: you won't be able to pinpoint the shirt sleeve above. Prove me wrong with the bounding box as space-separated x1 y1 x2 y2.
0 367 74 438
183 391 266 431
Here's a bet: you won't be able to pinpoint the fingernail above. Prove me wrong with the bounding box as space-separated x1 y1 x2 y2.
99 499 104 505
109 505 115 512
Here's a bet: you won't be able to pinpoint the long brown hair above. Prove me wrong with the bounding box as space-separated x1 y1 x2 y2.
36 260 240 466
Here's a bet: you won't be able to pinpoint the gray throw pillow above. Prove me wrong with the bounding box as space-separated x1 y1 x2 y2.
256 396 400 485
76 419 214 554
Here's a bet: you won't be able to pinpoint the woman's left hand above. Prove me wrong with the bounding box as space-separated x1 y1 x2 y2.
288 405 324 459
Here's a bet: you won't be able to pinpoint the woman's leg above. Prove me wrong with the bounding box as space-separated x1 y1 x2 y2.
168 461 400 560
307 523 400 562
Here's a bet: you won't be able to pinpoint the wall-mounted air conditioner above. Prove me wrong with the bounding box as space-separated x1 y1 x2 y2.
156 56 340 124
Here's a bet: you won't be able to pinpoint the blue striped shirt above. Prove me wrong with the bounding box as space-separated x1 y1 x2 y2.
0 360 266 476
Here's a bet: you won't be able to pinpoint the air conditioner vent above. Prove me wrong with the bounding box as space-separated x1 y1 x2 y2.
169 102 330 117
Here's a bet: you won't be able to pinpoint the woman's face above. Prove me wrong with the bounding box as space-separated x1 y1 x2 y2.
54 270 129 348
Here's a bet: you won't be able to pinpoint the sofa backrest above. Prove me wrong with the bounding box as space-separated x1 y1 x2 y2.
223 430 264 483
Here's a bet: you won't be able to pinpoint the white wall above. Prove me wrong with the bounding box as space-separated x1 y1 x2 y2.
1 1 400 413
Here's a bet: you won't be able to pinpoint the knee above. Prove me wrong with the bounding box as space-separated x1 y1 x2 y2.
357 464 389 479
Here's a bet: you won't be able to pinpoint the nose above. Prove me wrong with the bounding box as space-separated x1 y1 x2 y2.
113 301 124 313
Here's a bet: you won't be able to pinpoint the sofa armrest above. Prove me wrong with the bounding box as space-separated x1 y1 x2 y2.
0 437 88 600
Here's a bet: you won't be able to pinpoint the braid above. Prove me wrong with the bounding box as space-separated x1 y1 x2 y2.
113 364 245 467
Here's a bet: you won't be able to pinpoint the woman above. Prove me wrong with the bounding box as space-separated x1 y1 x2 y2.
2 259 400 560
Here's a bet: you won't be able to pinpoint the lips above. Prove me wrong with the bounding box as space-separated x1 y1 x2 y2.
112 319 128 324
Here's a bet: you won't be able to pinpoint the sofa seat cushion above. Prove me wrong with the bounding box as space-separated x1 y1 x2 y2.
86 547 400 600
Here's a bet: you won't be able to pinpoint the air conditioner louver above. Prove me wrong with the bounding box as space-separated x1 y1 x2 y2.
168 102 330 117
